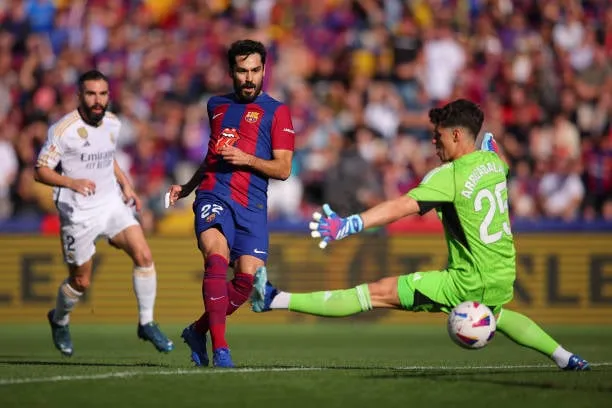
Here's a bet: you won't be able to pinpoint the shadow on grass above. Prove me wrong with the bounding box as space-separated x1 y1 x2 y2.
368 367 612 393
0 359 167 368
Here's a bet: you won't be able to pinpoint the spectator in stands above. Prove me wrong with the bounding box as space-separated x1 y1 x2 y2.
323 127 384 217
0 125 18 219
509 159 540 220
2 0 612 232
582 131 612 220
538 157 585 221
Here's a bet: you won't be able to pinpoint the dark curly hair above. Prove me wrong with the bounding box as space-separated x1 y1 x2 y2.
428 99 484 139
78 70 109 93
227 39 267 72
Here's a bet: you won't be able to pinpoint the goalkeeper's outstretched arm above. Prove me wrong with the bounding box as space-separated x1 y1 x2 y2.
359 194 421 229
360 132 507 229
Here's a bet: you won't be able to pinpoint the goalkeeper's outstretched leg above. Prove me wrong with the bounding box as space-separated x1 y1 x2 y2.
252 267 591 371
496 308 590 370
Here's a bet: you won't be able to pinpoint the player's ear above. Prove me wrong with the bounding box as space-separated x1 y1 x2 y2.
453 128 460 142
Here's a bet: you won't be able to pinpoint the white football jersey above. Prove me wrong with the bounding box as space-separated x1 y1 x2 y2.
36 110 123 214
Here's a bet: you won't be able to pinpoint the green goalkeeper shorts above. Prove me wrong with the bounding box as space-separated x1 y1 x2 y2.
396 270 502 314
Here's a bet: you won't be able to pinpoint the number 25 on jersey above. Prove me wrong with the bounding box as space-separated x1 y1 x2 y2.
474 181 512 244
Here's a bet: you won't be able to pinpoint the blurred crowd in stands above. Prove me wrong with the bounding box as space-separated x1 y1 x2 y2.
1 0 611 234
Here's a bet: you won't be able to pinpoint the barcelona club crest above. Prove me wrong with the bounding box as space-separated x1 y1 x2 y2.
215 128 241 153
245 111 260 123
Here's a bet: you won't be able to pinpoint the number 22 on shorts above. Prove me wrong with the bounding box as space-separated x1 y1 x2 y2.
200 204 224 223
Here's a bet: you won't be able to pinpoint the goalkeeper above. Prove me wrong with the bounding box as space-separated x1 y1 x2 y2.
251 99 590 371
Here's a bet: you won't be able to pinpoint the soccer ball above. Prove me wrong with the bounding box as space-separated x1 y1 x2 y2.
447 301 496 349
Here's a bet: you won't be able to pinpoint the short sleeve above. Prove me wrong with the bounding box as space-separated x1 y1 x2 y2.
271 104 295 151
36 124 65 169
206 98 213 119
408 163 455 214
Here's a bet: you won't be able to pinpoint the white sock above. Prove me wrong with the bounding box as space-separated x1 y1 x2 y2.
552 345 573 368
53 279 83 326
270 291 291 309
133 264 156 325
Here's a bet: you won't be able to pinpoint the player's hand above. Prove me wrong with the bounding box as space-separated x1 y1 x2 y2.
219 145 255 167
480 132 499 153
166 184 189 207
69 178 96 197
122 186 142 212
309 204 364 249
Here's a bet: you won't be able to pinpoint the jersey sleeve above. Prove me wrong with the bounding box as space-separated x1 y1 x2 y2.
271 104 295 151
407 163 455 214
36 124 65 169
206 98 214 125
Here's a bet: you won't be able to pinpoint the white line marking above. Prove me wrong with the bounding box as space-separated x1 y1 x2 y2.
0 362 609 386
394 362 612 370
0 367 322 386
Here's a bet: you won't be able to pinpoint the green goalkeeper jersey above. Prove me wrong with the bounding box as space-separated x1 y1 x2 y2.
408 150 516 306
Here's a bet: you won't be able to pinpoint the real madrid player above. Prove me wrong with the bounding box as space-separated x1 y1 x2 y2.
34 70 173 356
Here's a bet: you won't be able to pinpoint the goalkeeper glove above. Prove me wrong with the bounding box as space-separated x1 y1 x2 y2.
480 132 499 153
309 204 364 249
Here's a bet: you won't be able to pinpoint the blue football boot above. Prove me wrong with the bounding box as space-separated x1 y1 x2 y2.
563 355 591 371
250 266 278 313
181 323 209 367
137 322 174 353
47 309 73 357
212 347 234 368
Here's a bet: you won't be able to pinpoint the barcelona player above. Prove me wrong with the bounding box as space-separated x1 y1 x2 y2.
251 99 590 371
167 40 295 367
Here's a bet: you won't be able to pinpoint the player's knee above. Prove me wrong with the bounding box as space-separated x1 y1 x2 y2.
233 256 263 276
69 275 91 292
132 246 153 267
199 228 230 257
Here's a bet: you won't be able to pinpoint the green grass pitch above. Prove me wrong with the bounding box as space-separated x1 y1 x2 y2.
0 323 610 408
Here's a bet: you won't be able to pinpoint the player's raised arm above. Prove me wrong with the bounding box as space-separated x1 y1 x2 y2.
34 126 96 196
360 195 421 228
310 163 454 249
310 196 421 249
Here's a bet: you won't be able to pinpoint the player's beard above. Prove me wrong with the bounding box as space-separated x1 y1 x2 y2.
80 102 108 125
235 80 262 103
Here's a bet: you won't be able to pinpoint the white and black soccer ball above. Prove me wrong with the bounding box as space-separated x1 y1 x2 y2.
447 301 496 349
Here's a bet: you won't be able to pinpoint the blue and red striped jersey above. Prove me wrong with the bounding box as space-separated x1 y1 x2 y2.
198 92 295 209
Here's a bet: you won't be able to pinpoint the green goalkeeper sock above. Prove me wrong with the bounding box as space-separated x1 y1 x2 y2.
288 284 372 317
496 308 566 360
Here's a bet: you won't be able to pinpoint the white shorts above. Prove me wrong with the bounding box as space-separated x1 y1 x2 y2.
60 199 139 266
